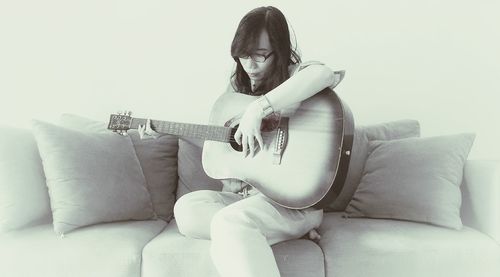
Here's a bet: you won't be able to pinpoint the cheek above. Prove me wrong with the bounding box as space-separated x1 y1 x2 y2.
239 60 253 72
259 62 274 75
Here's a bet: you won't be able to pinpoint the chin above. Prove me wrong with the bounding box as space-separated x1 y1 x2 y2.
249 75 262 81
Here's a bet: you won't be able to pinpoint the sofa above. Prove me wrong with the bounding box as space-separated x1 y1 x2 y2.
0 114 499 277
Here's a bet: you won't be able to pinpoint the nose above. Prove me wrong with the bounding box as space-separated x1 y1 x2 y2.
241 58 258 70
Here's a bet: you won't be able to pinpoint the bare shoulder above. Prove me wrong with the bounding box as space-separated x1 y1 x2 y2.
224 82 236 94
289 61 327 76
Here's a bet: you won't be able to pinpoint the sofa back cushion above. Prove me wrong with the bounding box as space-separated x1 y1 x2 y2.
0 126 51 233
325 119 420 211
344 133 475 229
176 138 222 199
60 114 179 222
32 120 156 235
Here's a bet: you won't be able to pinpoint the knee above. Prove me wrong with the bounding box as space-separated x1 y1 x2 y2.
209 210 231 241
174 190 217 238
210 208 257 240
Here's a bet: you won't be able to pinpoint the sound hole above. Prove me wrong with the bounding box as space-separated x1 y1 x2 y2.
230 126 243 152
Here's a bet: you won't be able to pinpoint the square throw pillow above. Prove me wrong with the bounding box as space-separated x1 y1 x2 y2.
32 120 155 236
344 133 476 229
0 126 52 233
59 114 179 222
176 137 222 199
324 120 420 212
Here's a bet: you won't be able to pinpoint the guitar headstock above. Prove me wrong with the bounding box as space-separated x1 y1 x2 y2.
108 111 133 136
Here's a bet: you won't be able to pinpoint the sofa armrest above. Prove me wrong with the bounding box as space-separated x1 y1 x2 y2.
461 160 500 244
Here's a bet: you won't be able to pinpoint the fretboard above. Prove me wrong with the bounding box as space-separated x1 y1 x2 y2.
130 117 233 142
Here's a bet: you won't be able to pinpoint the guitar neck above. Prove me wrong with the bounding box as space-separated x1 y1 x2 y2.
130 117 233 142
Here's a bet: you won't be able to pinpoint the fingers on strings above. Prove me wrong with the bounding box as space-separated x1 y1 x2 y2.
233 131 263 158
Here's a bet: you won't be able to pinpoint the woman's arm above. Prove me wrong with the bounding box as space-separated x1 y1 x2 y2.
235 64 338 157
265 64 335 111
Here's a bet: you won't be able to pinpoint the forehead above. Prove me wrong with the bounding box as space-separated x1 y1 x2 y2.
254 29 272 52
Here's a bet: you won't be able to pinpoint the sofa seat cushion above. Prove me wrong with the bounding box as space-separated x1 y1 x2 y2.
0 220 166 277
319 213 500 277
142 220 324 277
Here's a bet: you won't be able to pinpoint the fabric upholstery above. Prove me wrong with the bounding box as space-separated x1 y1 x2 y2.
142 220 324 277
0 126 51 233
59 114 179 221
461 160 500 244
128 131 178 221
176 137 222 199
319 213 500 277
0 220 166 277
325 119 420 211
31 120 154 235
344 133 475 229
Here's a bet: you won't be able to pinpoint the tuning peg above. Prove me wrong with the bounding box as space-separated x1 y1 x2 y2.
127 111 132 116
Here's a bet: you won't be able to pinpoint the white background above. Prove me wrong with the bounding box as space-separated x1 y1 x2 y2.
1 0 499 159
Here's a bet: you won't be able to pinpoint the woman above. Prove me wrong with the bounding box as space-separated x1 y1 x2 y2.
141 6 344 277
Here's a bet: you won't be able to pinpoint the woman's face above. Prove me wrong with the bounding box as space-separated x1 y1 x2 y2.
238 29 274 84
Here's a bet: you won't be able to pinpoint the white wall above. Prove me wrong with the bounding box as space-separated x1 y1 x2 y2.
1 0 499 159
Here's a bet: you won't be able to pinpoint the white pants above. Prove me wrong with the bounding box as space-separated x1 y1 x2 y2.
174 190 323 277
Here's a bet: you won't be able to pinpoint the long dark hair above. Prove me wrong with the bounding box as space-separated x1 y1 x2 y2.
230 6 301 95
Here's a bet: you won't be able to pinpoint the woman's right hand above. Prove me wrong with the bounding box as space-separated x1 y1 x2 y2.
138 119 161 140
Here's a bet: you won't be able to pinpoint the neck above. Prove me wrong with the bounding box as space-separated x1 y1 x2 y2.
251 80 261 92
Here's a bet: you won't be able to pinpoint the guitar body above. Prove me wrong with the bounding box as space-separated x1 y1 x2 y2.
202 88 353 209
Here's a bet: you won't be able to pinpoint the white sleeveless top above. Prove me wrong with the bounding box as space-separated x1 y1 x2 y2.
288 60 345 90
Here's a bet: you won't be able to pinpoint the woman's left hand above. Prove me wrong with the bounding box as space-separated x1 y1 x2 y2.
138 119 161 140
234 101 265 158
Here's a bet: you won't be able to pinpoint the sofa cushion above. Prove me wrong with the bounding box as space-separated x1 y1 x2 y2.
344 133 475 229
32 120 155 235
319 213 500 277
142 220 324 277
325 119 420 211
176 137 222 199
0 220 166 277
0 126 51 233
60 114 179 222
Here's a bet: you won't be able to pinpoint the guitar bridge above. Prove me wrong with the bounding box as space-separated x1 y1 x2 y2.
273 117 289 165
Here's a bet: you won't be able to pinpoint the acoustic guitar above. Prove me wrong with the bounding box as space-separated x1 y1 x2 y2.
108 88 354 209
